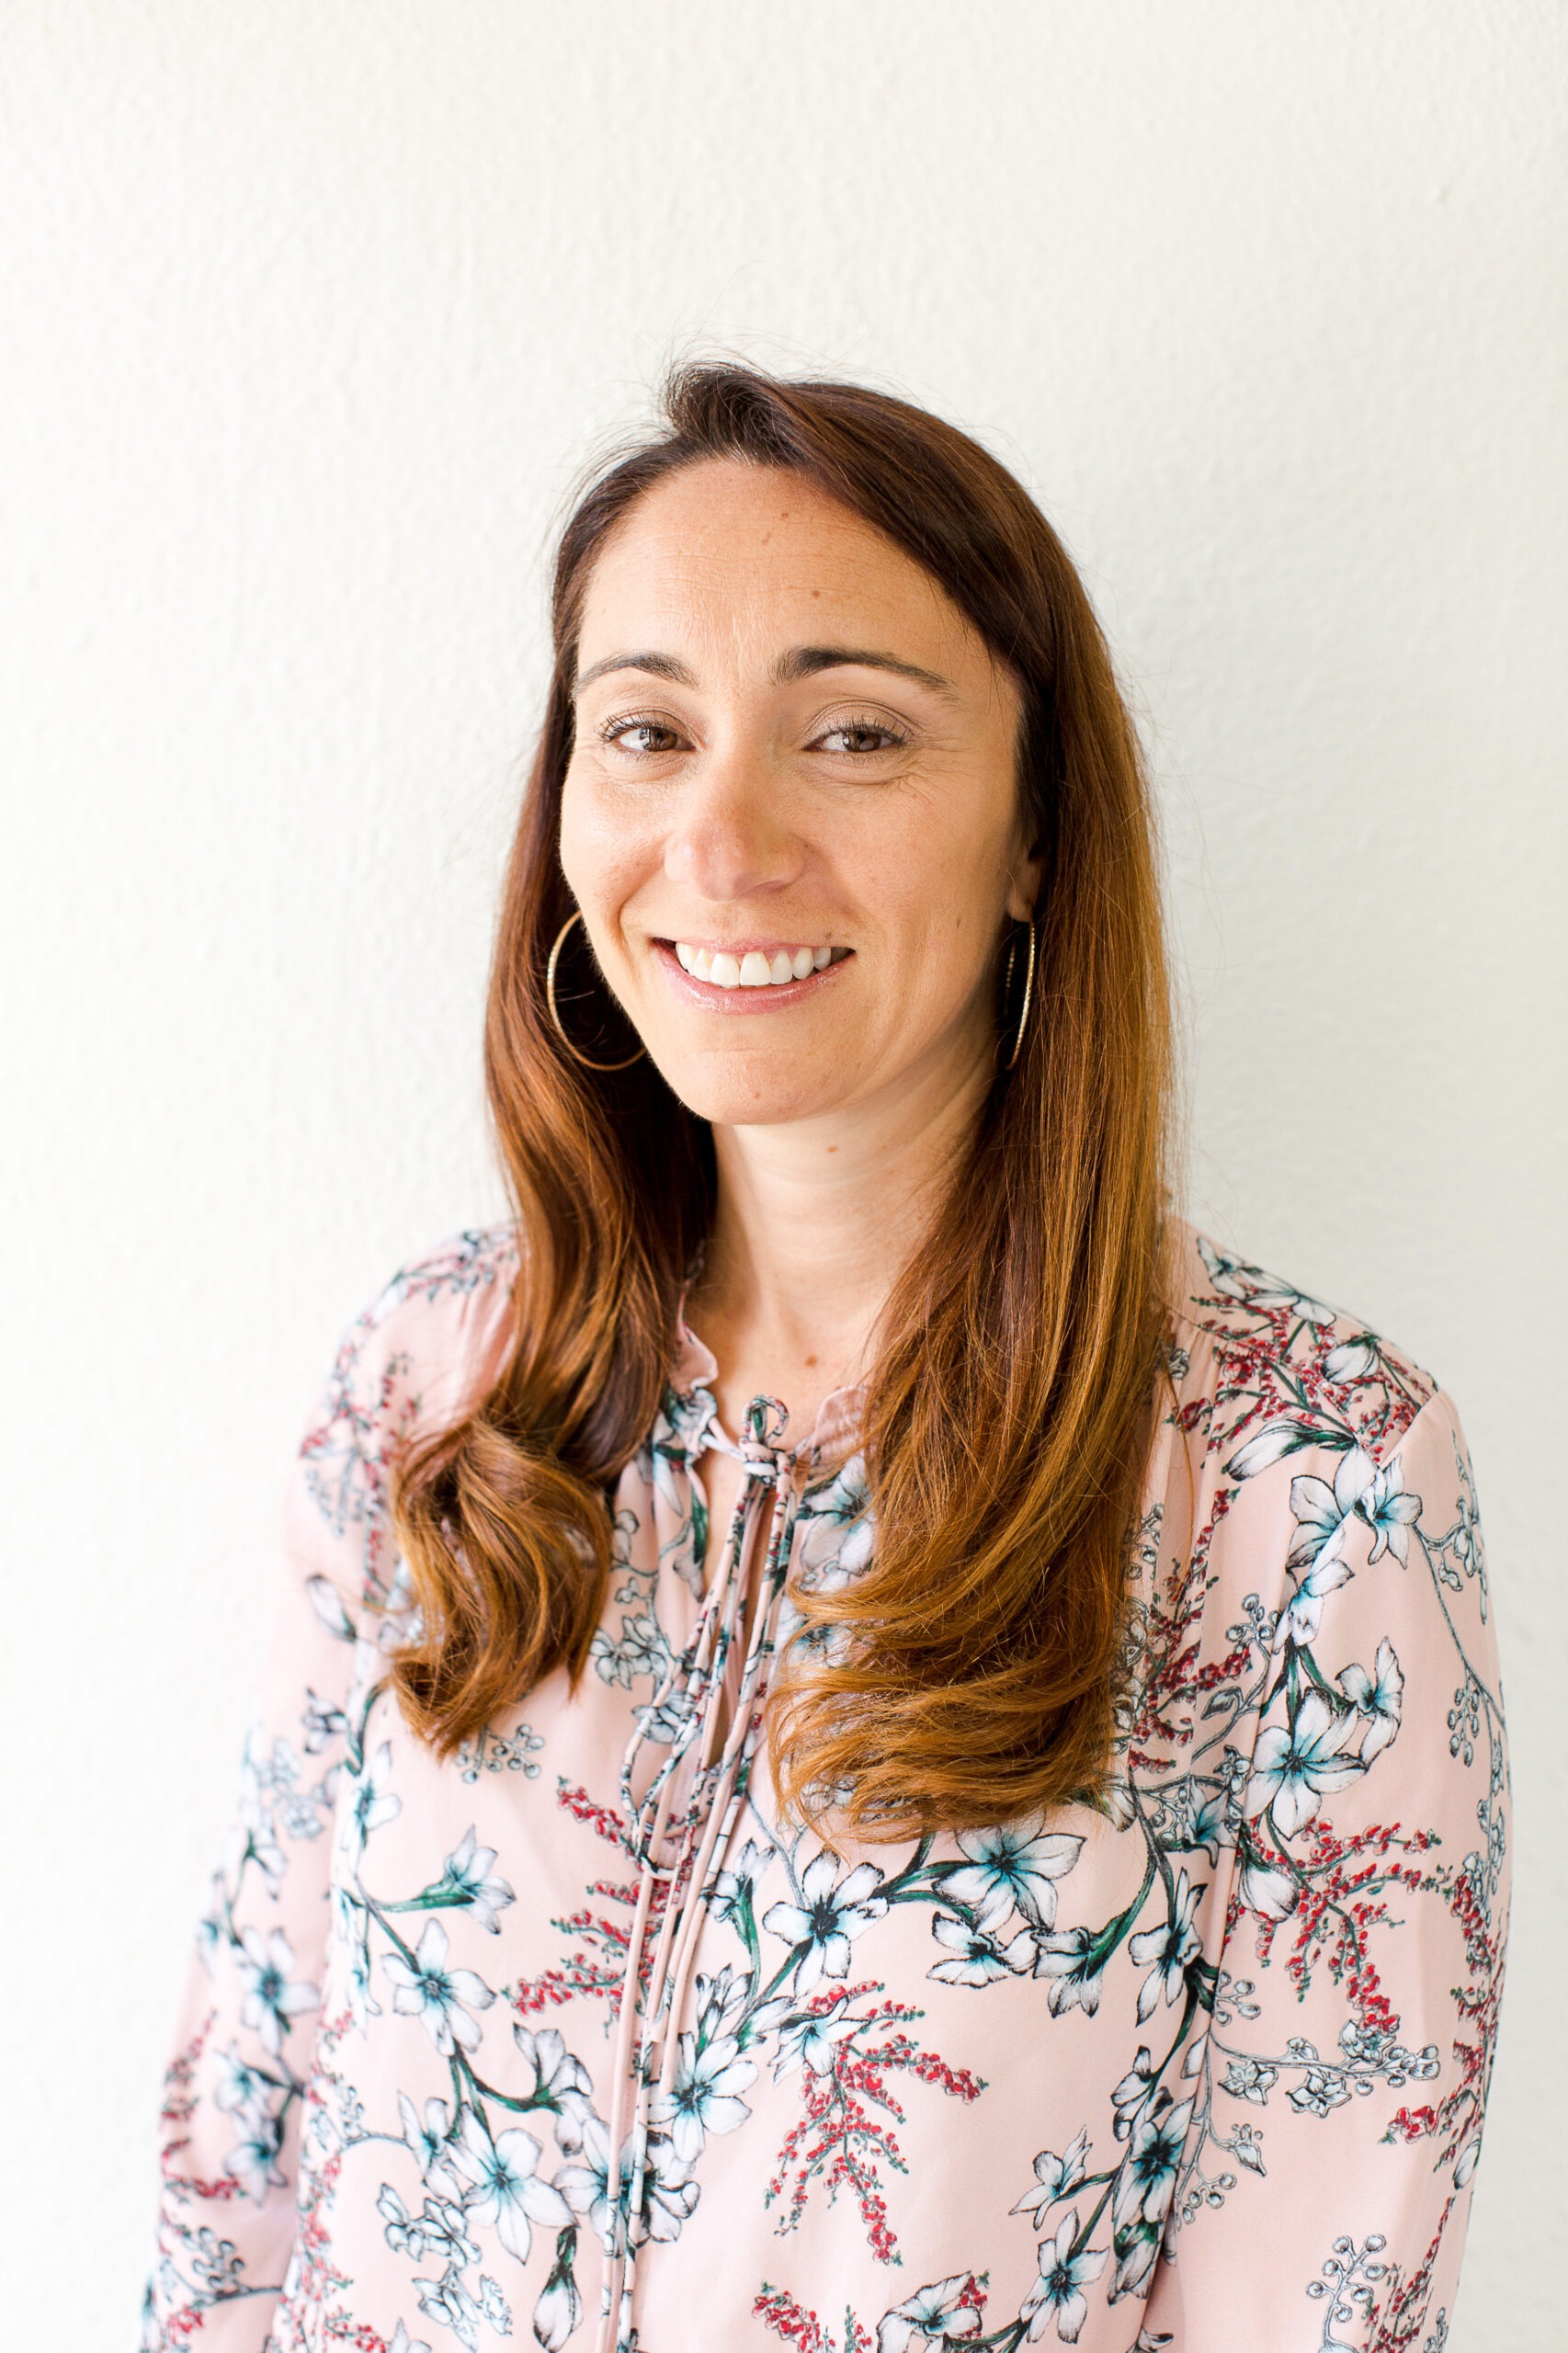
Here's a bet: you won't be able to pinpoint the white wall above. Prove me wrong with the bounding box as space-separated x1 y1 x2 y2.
2 5 1562 2344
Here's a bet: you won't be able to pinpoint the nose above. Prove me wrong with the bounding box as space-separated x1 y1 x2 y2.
663 738 805 904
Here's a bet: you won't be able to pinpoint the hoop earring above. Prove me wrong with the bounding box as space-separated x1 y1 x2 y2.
545 910 646 1073
1000 918 1037 1072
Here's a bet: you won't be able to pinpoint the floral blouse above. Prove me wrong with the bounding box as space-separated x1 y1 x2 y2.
142 1222 1508 2353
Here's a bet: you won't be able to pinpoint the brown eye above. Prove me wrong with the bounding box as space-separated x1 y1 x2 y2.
604 718 685 756
814 721 906 756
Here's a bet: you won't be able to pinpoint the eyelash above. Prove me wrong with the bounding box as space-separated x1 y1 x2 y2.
597 710 910 756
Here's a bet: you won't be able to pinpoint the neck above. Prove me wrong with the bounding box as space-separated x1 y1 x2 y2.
689 1029 994 1431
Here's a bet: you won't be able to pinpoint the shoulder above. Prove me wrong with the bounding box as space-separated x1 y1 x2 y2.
1162 1217 1447 1475
293 1225 520 1559
333 1224 520 1381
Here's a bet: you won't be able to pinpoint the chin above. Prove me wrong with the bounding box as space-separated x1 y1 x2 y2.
648 1048 855 1130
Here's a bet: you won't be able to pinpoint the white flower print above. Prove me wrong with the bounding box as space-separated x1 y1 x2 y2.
693 1961 753 2047
649 2029 757 2165
342 1739 401 1865
1127 1869 1203 2023
770 1988 863 2079
510 2022 594 2144
1112 2094 1192 2232
1286 1451 1376 1575
639 2128 700 2244
554 2110 623 2246
928 1909 1034 1986
381 1919 494 2054
1324 1336 1378 1384
397 2089 463 2193
706 1836 773 1928
1030 1925 1108 2018
451 2109 570 2261
332 1878 379 2026
532 2258 582 2353
1195 1237 1335 1324
1238 1849 1299 1921
1288 2064 1351 2118
223 2112 285 2203
1222 2055 1278 2105
1020 2211 1108 2343
1011 2127 1091 2228
1244 1690 1368 1839
432 1826 516 1933
1339 1638 1405 1759
1110 2047 1156 2141
233 1925 316 2056
1280 1452 1422 1645
940 1821 1085 1932
876 2271 983 2350
763 1851 889 1991
210 2040 269 2118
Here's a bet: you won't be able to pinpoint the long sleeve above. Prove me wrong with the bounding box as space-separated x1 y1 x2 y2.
140 1308 395 2348
1145 1387 1510 2350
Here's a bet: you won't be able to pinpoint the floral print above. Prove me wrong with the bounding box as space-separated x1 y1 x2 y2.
142 1222 1507 2351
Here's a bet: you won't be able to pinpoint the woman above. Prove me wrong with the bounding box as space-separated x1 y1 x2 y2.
142 367 1508 2353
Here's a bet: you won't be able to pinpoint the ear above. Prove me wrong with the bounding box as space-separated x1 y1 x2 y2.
1006 839 1045 925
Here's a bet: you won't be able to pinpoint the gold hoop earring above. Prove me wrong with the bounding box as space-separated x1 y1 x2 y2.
1000 918 1037 1072
545 910 646 1073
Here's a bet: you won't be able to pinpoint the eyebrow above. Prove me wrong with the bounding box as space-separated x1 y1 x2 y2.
572 643 960 699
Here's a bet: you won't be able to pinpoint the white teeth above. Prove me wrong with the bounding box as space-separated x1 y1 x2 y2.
671 941 842 990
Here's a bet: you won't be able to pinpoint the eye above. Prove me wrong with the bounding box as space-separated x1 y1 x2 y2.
600 713 687 756
810 714 910 756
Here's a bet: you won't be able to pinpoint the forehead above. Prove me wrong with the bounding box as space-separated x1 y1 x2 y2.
574 458 995 685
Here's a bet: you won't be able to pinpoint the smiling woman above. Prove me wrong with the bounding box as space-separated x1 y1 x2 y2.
142 368 1509 2353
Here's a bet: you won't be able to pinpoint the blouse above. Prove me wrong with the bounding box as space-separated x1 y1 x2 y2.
141 1220 1509 2353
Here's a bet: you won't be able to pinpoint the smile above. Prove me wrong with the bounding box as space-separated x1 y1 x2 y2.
671 940 850 990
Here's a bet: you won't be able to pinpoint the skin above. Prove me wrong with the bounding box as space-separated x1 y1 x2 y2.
559 457 1039 1548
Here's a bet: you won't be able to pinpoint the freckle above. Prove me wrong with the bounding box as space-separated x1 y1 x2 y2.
805 1356 818 1369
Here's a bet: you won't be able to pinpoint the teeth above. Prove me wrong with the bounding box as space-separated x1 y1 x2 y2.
671 941 842 991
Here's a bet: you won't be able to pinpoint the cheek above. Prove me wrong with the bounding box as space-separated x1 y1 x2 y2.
558 768 655 923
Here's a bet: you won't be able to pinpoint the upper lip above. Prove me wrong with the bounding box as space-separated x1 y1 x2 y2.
655 936 846 955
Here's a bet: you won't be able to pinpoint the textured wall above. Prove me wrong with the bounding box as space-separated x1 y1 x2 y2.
2 5 1562 2345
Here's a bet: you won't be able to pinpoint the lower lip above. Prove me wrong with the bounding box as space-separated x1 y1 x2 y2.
652 941 852 1013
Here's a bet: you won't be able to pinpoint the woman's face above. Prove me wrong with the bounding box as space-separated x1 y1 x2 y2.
559 458 1038 1131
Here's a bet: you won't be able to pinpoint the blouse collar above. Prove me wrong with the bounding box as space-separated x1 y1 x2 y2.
671 1302 866 1472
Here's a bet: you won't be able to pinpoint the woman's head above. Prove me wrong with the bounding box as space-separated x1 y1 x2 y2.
392 364 1176 1838
559 454 1037 1132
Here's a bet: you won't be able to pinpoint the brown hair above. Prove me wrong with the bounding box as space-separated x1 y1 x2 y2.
389 362 1175 1838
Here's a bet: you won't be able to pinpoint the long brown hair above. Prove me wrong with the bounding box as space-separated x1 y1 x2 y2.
390 362 1175 1839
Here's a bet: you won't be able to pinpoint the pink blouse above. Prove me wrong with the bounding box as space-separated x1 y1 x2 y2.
142 1221 1508 2353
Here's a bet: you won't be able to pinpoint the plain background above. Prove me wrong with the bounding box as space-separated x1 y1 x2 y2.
2 4 1563 2345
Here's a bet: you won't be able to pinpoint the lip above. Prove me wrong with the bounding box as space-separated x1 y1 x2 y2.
651 938 853 1012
